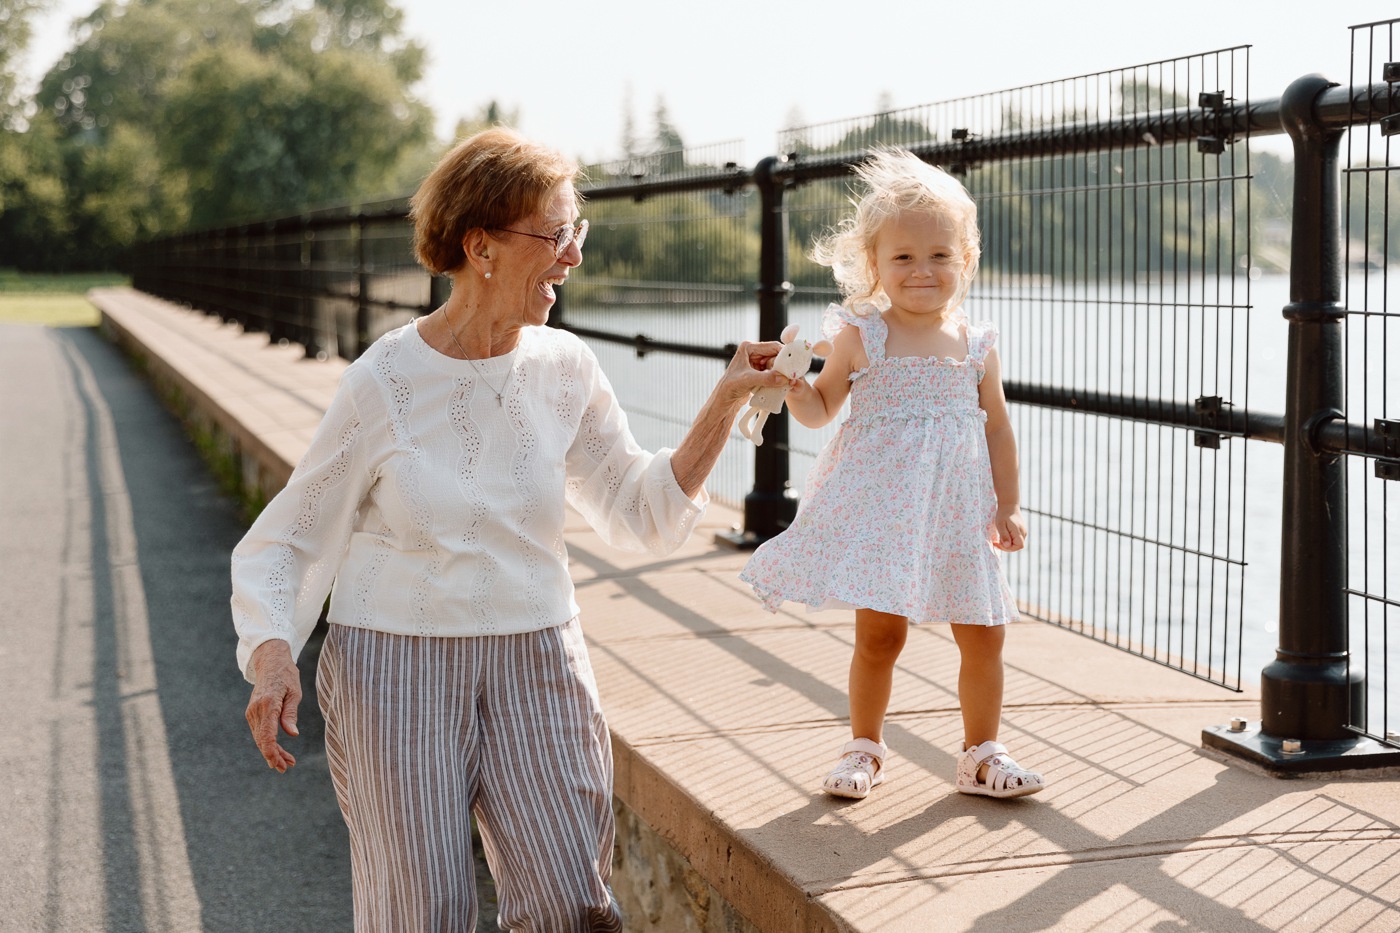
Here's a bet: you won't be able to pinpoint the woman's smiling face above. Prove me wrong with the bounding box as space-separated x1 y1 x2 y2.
490 182 583 326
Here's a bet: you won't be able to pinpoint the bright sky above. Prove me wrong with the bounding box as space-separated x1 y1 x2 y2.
20 0 1400 163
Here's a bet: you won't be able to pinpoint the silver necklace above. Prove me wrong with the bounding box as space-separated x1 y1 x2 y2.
443 305 510 406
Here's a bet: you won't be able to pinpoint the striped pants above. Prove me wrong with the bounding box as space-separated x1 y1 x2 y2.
316 619 624 932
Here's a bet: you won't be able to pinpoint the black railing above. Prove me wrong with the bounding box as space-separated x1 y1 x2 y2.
130 32 1400 771
1335 19 1400 759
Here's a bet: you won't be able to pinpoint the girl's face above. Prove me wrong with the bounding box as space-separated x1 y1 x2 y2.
871 211 968 318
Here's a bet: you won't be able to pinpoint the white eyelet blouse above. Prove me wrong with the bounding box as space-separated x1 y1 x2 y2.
230 320 706 681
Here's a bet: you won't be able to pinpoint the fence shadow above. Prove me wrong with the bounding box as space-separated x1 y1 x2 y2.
56 326 353 932
565 533 1400 931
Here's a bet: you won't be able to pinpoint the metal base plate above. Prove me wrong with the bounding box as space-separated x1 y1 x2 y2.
713 529 763 551
1203 724 1400 775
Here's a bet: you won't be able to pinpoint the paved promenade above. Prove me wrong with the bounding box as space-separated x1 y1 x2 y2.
7 287 1399 931
0 318 352 931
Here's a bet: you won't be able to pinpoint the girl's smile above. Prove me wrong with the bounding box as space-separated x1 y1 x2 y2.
872 212 968 318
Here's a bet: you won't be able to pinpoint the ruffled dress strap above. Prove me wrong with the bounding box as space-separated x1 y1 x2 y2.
820 301 886 366
819 302 858 342
966 320 999 383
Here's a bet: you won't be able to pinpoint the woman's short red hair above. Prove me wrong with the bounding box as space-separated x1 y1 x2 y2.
410 127 580 275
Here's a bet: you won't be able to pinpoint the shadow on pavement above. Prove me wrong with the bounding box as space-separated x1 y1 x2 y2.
59 326 353 932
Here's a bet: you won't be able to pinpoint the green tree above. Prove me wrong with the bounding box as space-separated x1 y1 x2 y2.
619 82 638 161
161 35 430 225
1 0 46 128
0 0 76 269
652 97 684 173
37 0 236 138
0 111 74 269
16 0 433 268
450 99 518 142
73 120 189 253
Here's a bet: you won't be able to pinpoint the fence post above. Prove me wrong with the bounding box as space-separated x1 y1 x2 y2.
1267 71 1360 739
355 213 370 359
430 273 451 317
300 218 327 359
1202 73 1395 772
717 155 799 548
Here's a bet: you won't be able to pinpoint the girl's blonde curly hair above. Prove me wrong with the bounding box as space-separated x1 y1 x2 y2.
812 147 981 314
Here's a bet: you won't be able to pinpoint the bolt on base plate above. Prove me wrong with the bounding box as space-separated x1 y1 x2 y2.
1203 724 1400 775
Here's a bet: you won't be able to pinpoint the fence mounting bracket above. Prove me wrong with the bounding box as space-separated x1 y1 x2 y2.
1377 419 1400 481
1198 91 1226 109
949 128 978 176
1196 91 1231 154
1194 395 1228 449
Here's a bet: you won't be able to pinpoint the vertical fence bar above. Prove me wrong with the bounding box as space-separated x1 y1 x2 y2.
430 274 451 319
300 219 326 359
354 212 370 359
718 155 798 547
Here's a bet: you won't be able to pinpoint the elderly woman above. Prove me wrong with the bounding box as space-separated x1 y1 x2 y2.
233 127 785 931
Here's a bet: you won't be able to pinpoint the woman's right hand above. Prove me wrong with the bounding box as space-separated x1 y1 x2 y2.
713 339 787 408
245 640 302 773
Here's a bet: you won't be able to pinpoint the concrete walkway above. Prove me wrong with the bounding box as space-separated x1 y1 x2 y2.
0 319 351 932
60 288 1400 930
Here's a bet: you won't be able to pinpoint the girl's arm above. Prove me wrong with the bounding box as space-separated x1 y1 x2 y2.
786 324 864 428
979 346 1028 552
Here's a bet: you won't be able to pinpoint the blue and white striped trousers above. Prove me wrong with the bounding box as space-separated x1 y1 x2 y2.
316 618 625 932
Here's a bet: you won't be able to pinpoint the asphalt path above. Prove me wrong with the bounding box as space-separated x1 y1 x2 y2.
0 321 353 932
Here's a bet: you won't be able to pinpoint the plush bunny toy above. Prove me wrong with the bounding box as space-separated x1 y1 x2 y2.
738 323 833 446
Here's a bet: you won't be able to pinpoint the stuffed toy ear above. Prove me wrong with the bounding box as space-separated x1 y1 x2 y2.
779 323 800 344
812 339 834 357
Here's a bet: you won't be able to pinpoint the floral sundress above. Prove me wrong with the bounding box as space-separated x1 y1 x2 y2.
740 303 1019 626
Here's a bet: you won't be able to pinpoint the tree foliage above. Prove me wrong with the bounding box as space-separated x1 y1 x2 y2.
1 0 47 127
0 112 73 268
3 0 434 270
570 81 1314 299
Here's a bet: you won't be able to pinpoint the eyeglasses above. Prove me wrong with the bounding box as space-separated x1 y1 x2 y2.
495 219 589 258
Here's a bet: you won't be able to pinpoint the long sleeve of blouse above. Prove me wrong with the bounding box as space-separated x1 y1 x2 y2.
229 365 373 680
230 322 705 681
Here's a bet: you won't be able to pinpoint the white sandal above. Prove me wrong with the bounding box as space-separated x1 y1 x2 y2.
956 741 1045 798
821 738 888 799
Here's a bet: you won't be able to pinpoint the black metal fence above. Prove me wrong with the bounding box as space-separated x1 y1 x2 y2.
1342 19 1400 756
772 50 1257 706
130 30 1400 771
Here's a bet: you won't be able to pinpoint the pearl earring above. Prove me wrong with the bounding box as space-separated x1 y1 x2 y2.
484 272 491 279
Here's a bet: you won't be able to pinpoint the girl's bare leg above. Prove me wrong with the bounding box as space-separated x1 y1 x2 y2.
950 622 1005 750
849 609 910 746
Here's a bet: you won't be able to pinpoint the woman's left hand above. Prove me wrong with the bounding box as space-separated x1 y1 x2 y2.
993 505 1028 552
714 340 787 408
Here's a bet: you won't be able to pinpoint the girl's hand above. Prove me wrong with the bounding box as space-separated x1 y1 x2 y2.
785 374 818 405
993 505 1027 552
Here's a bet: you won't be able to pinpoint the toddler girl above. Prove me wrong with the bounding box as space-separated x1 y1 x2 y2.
741 148 1044 800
